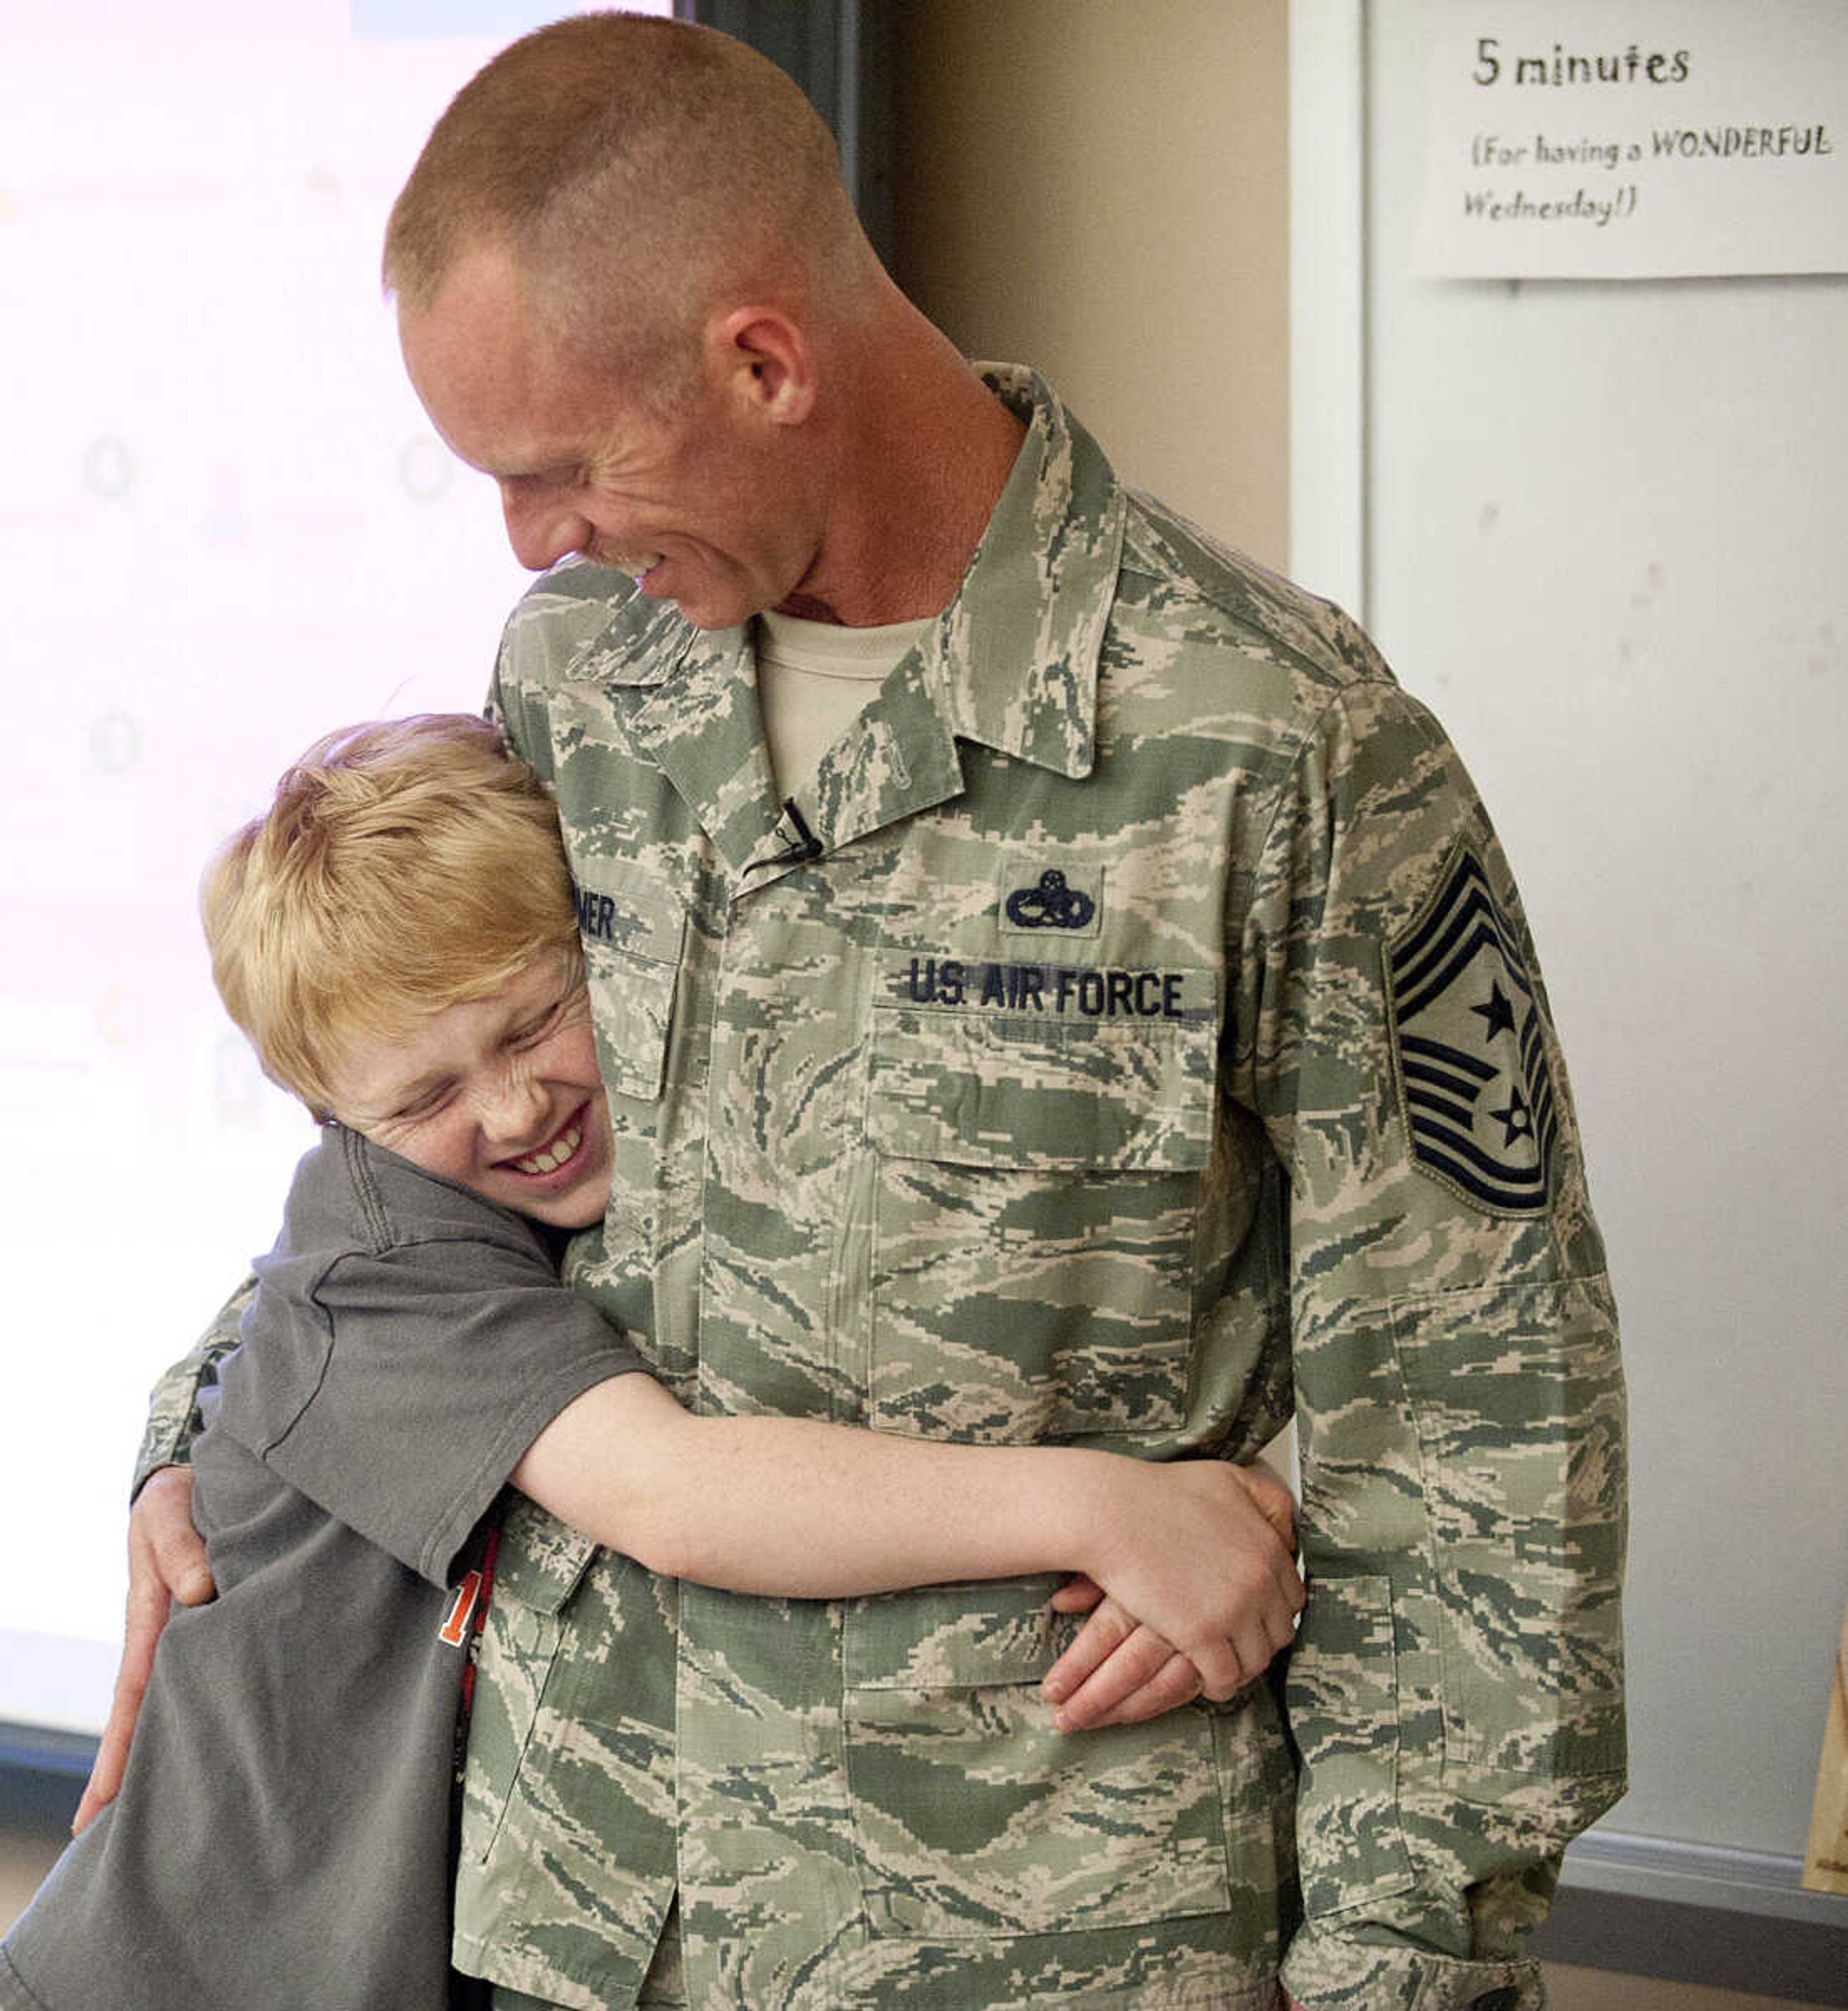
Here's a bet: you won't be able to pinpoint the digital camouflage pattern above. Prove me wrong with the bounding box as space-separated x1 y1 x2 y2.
142 368 1624 2010
134 1278 251 1494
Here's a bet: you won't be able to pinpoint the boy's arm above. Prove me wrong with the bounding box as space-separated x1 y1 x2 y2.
513 1376 1303 1703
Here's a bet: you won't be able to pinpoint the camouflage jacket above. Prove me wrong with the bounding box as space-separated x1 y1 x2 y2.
142 367 1624 2011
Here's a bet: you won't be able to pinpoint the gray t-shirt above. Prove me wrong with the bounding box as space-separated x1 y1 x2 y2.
1 1126 642 2011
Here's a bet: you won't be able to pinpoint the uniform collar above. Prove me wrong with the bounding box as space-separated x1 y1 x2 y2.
550 366 1124 877
924 363 1123 782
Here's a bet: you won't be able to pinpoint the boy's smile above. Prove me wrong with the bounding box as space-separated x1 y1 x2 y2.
324 956 613 1230
495 1098 601 1205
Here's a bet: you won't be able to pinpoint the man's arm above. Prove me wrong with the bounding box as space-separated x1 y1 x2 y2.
74 1278 254 1833
513 1374 1302 1705
1239 671 1626 2011
129 1276 254 1496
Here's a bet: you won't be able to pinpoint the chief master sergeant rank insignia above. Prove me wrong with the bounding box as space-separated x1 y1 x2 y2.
1386 842 1558 1215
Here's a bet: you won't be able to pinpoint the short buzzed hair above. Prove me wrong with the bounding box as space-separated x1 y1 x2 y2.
202 714 581 1120
383 11 870 402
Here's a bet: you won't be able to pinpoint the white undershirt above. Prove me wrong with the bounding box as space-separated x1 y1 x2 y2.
754 609 933 797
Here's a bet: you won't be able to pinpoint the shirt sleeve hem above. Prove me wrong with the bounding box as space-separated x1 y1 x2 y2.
415 1354 652 1586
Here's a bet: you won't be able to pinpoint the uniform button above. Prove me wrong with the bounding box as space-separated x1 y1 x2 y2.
1469 1991 1521 2011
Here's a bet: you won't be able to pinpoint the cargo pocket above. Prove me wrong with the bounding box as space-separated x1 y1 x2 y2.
866 987 1216 1443
1390 1272 1626 1785
842 1579 1233 1939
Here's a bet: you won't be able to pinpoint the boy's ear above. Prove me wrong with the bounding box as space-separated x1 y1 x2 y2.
706 305 816 426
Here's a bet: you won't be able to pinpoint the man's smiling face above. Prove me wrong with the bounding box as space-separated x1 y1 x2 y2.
398 238 823 631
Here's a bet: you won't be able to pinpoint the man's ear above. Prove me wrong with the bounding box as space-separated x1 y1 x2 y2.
706 305 816 426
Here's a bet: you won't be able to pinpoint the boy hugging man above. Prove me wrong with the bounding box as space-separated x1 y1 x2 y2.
1 715 1300 2011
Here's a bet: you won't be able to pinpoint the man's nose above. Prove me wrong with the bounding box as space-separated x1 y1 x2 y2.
500 483 591 573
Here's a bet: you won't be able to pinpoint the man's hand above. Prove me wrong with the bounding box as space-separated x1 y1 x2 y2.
1042 1458 1300 1732
72 1468 215 1835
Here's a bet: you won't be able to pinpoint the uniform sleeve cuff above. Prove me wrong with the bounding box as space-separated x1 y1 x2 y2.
1282 1921 1541 2011
131 1431 196 1501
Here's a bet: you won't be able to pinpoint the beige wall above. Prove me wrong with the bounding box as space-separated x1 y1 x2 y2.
889 0 1290 571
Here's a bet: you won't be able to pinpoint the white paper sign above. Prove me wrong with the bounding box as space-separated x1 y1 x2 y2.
1412 0 1848 278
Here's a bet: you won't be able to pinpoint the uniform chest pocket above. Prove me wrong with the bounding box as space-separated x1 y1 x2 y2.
575 866 684 1104
866 978 1217 1444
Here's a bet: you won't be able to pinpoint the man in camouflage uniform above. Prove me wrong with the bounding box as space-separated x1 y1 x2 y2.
119 15 1624 2009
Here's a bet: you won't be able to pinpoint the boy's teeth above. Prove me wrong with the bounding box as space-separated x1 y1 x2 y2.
516 1126 580 1176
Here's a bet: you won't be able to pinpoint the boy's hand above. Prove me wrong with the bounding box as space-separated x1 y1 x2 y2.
1041 1584 1202 1729
73 1467 215 1835
1041 1458 1301 1731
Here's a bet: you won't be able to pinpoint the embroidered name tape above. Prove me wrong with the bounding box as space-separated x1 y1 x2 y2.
571 867 684 966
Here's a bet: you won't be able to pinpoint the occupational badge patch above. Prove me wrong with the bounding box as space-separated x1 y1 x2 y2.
1386 843 1557 1215
998 859 1104 937
1004 868 1094 930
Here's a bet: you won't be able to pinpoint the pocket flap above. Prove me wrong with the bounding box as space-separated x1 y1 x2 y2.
868 968 1217 1171
488 1493 597 1614
843 1576 1070 1690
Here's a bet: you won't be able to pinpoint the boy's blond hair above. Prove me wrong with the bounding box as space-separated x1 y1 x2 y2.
202 714 580 1118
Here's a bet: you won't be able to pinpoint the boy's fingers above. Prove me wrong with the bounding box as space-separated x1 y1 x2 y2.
1061 1650 1206 1731
1274 1553 1307 1617
1230 1457 1300 1551
1187 1637 1247 1703
1267 1598 1302 1655
1041 1596 1135 1703
1052 1593 1301 1733
1251 1533 1306 1619
1048 1573 1106 1614
1245 1463 1296 1539
1050 1628 1188 1730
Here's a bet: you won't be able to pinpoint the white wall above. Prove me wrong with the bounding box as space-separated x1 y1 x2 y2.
0 0 644 1736
1296 0 1848 1888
